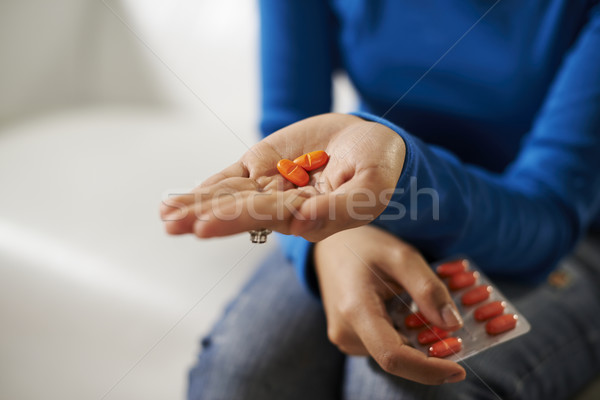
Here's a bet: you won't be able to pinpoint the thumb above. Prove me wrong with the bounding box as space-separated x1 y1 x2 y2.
377 238 463 331
290 183 389 241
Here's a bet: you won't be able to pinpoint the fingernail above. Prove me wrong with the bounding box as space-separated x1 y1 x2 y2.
443 372 464 384
441 303 463 328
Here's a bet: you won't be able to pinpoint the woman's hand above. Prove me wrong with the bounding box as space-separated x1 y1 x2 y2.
160 113 405 242
314 225 466 385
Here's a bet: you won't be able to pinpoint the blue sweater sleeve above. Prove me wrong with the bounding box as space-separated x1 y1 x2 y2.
357 5 600 281
259 0 335 291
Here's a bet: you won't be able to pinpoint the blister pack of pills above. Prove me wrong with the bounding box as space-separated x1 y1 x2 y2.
387 257 531 362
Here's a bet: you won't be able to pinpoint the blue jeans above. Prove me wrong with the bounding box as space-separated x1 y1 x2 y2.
188 235 600 400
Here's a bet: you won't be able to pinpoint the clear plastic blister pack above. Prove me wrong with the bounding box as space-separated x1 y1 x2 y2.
387 257 531 362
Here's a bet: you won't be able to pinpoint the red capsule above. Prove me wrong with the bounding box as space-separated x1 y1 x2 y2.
428 337 462 358
474 301 506 322
448 271 478 290
404 311 429 329
486 314 518 335
418 326 449 345
436 259 468 277
277 159 309 186
293 150 329 171
461 285 492 306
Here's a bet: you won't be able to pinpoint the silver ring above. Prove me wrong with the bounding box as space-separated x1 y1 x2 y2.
249 228 272 244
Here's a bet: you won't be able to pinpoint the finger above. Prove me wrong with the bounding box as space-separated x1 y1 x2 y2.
162 178 261 234
351 296 465 385
200 162 249 187
164 176 311 235
191 187 319 238
163 190 230 235
160 180 246 223
161 164 297 224
160 192 197 223
378 241 463 331
160 163 250 219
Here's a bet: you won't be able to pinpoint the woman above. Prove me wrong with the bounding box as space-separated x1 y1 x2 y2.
162 1 600 399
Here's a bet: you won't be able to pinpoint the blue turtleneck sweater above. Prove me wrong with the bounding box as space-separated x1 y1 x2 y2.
259 0 600 292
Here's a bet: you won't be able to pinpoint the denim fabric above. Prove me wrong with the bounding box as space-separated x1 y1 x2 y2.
188 249 345 400
189 234 600 400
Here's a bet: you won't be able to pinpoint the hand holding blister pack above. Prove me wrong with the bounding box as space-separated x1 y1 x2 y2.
387 257 531 361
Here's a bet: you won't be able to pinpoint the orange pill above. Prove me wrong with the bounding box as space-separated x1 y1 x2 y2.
418 326 449 345
461 285 492 306
277 159 310 186
404 311 429 329
436 259 468 277
448 271 478 290
428 337 462 358
486 314 518 335
474 301 506 321
293 150 329 171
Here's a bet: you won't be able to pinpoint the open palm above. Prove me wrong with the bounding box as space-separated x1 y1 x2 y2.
160 113 406 242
